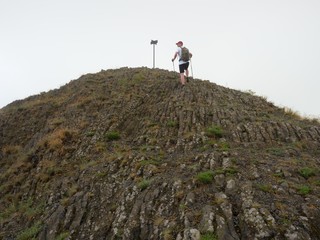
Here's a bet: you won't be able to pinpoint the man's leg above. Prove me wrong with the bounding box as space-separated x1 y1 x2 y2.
179 64 186 85
185 69 189 78
185 69 189 82
180 73 185 85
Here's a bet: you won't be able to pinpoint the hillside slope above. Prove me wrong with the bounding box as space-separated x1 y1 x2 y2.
0 67 320 240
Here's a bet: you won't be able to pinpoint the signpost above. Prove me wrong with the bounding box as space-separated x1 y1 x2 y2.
150 40 158 68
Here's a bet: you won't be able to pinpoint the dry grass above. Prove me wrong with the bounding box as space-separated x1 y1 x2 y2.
39 128 77 153
284 108 302 119
1 145 22 155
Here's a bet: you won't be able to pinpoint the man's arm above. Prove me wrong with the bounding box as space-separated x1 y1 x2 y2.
172 52 178 62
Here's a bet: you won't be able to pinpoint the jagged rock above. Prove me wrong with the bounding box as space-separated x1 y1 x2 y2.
216 214 240 240
199 205 215 233
226 179 236 194
222 157 232 169
182 228 201 240
284 225 311 240
215 174 225 188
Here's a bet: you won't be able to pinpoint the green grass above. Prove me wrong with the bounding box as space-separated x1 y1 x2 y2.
212 167 238 176
267 148 286 157
138 179 150 190
0 198 44 223
86 131 95 137
201 232 218 240
206 125 224 138
218 142 230 151
225 167 238 176
17 221 42 240
313 180 320 186
105 131 120 141
55 232 70 240
256 183 273 193
167 120 178 128
297 185 311 195
273 172 285 178
0 203 16 221
196 171 214 184
299 167 317 179
132 72 146 82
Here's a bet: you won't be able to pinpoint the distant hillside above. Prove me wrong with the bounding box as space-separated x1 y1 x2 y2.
1 67 320 240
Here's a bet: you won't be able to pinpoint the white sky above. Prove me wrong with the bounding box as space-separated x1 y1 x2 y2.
1 0 319 117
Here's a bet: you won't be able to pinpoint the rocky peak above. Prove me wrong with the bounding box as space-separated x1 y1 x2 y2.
0 67 320 239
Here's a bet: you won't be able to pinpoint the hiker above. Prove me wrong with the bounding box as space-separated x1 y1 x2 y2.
172 41 192 85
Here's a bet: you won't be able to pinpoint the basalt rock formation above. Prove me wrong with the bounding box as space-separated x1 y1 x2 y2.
0 67 320 240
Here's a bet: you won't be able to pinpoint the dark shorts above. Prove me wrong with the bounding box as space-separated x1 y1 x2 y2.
179 62 189 73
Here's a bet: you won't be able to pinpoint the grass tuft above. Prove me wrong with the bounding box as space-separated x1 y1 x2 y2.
206 125 224 138
138 179 150 190
299 167 317 179
17 221 42 240
201 232 218 240
196 171 214 184
105 131 120 141
297 185 311 195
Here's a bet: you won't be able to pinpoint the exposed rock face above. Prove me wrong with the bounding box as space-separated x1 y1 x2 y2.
0 67 320 239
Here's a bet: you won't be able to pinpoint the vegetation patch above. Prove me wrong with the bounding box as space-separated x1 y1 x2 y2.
201 232 218 240
313 180 320 186
256 183 273 193
267 148 286 157
297 185 311 195
299 167 317 179
39 128 76 152
2 145 22 155
218 141 230 151
105 131 121 141
213 167 238 176
273 172 285 178
196 171 214 184
132 72 146 82
205 125 224 138
167 120 179 128
55 232 70 240
138 179 151 190
0 198 44 223
86 131 95 137
283 107 303 120
17 221 42 240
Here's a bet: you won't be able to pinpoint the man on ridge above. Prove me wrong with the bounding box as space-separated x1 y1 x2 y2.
172 41 192 86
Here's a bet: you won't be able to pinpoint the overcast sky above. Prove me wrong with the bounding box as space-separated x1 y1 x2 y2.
1 0 319 117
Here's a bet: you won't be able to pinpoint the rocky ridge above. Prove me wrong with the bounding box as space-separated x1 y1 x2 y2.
0 67 320 239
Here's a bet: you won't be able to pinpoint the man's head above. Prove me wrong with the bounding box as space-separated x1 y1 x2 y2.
176 41 183 47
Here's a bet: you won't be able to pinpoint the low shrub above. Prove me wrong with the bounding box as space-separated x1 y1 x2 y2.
206 126 223 138
256 183 273 193
105 131 120 141
17 221 42 240
138 179 150 190
297 185 311 195
196 171 214 184
299 167 317 179
201 232 218 240
55 232 70 240
167 120 178 128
